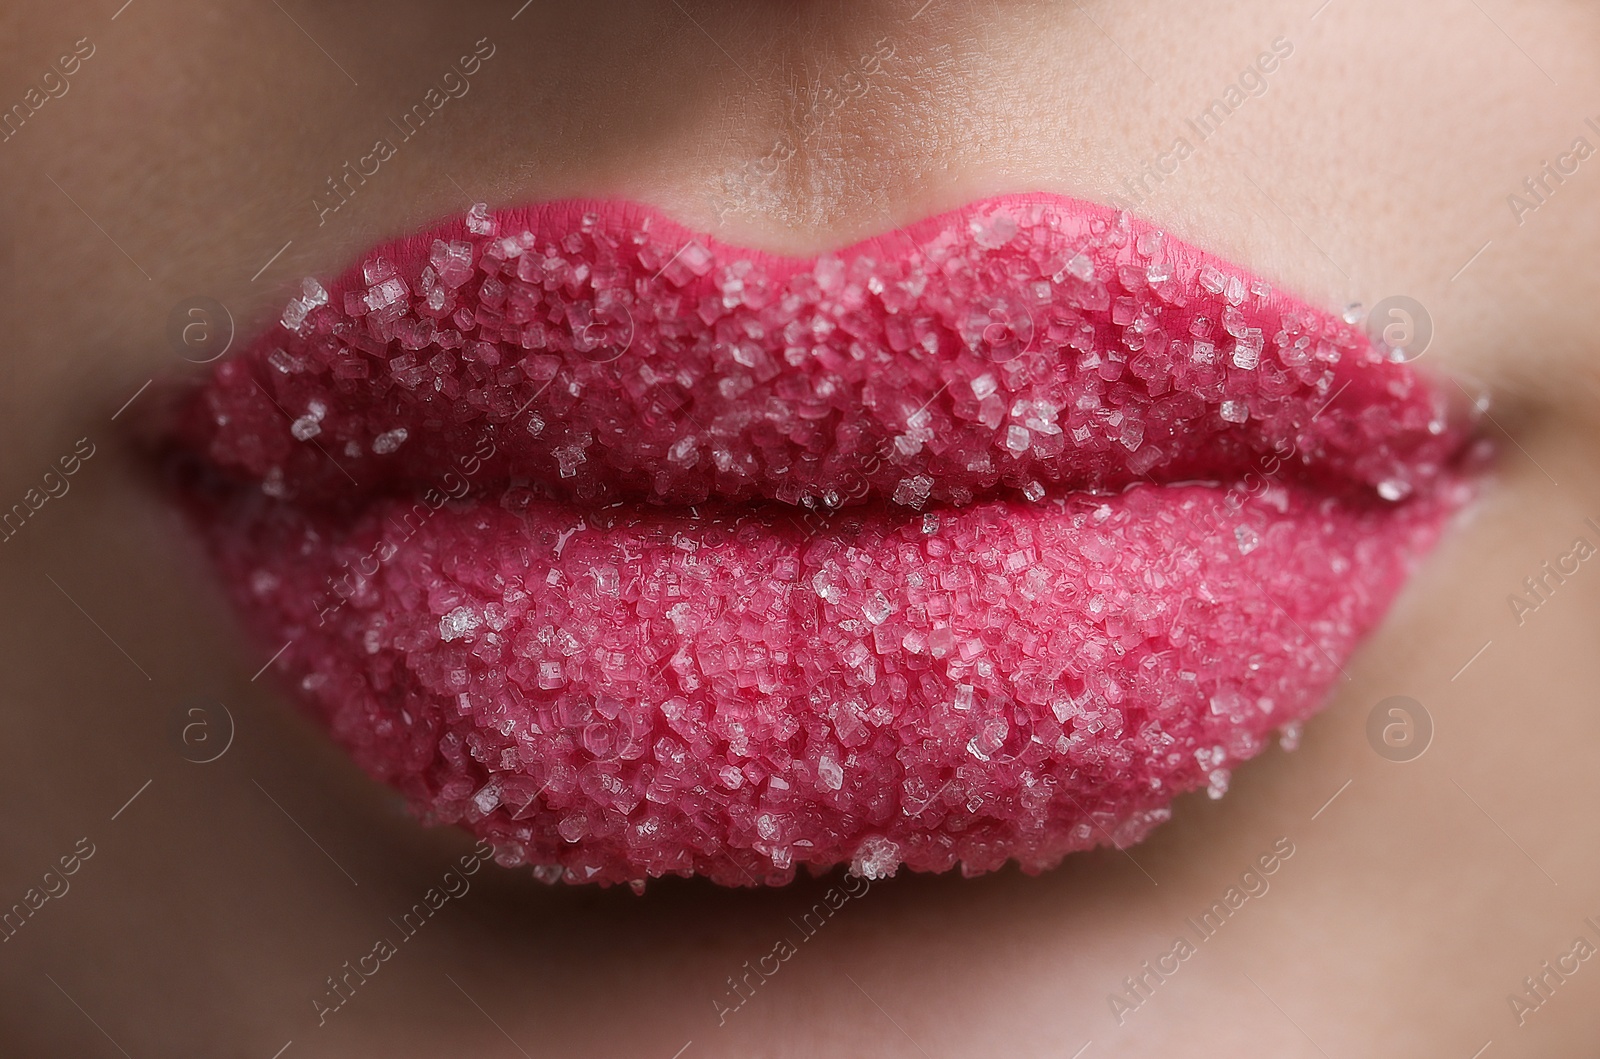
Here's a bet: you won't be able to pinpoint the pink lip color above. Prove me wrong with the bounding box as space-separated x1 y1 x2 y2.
174 194 1477 887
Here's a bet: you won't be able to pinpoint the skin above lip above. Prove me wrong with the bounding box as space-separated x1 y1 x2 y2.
170 194 1480 888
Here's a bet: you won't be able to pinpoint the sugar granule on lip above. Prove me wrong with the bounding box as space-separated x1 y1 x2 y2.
179 196 1480 888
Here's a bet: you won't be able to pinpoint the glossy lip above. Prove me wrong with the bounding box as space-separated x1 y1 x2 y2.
170 194 1479 888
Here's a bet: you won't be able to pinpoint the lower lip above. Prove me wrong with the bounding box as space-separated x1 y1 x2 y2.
175 195 1476 887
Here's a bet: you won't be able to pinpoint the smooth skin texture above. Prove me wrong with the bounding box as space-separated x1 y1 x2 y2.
2 1 1598 1056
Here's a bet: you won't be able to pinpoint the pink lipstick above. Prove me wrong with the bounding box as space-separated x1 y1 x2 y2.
173 194 1478 887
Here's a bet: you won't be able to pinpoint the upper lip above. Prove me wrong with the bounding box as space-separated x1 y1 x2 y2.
177 195 1467 514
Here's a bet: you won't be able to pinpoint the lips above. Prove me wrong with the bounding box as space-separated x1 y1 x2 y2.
172 194 1477 887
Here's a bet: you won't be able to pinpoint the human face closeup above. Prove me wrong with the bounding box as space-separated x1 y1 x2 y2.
4 1 1600 1056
